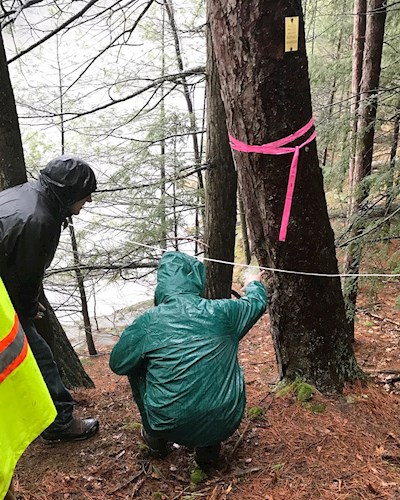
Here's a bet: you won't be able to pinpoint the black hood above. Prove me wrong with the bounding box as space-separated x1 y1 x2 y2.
39 154 97 209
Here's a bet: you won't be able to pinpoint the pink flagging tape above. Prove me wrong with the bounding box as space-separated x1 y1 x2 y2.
229 118 317 241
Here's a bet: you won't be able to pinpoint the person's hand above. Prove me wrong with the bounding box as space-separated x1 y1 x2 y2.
240 271 265 292
34 302 46 320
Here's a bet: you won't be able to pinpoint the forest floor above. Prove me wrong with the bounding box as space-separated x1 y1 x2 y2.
14 278 400 500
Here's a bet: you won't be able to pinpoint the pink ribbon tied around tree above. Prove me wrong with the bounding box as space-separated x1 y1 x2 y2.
229 117 317 242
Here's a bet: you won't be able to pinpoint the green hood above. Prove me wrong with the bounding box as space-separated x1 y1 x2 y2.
110 250 268 447
154 251 206 305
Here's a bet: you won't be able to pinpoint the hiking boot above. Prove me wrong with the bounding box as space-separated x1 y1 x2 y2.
140 427 169 458
194 443 221 470
42 417 99 442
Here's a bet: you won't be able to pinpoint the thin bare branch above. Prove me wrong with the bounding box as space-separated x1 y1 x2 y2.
7 0 101 63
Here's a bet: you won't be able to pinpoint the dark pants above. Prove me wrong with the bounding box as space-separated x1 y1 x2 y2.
20 318 74 433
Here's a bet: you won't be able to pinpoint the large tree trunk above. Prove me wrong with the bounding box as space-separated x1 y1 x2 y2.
0 30 26 189
204 22 237 299
343 0 387 338
208 0 360 393
0 28 94 388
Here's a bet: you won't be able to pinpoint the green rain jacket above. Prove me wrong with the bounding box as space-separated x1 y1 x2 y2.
109 251 267 447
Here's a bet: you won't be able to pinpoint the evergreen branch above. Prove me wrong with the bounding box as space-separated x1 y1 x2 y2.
336 206 400 248
96 163 208 193
16 68 205 121
45 260 159 277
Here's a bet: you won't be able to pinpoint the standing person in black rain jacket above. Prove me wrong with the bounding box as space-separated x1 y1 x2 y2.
0 155 99 442
110 251 267 469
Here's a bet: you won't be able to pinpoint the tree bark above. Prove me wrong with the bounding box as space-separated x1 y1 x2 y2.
238 192 251 265
352 0 387 203
35 291 94 389
0 30 26 189
344 0 387 337
208 0 360 393
348 0 367 215
204 21 237 299
321 0 346 167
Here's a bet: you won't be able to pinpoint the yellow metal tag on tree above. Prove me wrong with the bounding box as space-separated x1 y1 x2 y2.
285 17 299 52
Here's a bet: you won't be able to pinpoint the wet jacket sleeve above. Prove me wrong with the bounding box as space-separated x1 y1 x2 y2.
109 315 148 375
226 281 268 340
6 219 57 318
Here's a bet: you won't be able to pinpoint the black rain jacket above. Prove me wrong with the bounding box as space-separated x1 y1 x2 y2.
0 155 96 318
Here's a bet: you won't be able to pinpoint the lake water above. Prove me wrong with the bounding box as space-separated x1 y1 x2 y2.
46 278 154 350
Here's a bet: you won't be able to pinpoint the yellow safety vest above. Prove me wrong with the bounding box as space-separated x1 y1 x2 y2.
0 278 56 498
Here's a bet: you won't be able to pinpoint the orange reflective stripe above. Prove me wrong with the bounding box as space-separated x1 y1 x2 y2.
0 315 28 383
0 313 19 351
0 336 28 383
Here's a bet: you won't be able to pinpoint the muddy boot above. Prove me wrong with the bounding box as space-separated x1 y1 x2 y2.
42 417 99 442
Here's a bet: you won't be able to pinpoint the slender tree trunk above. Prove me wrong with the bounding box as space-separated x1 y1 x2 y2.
204 22 237 299
208 0 360 393
310 0 318 55
0 30 26 189
57 43 96 356
159 4 167 249
385 106 399 214
164 0 203 191
348 0 367 215
164 0 204 250
344 0 387 337
321 1 346 167
68 219 97 356
172 134 179 251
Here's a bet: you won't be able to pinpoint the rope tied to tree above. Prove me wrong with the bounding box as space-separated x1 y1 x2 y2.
229 117 317 242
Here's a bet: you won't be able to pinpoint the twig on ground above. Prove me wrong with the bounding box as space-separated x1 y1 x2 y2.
363 311 400 328
108 470 144 494
171 485 191 500
131 476 145 498
230 420 251 457
388 432 400 446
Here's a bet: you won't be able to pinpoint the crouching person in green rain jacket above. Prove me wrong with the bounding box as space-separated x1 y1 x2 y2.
109 251 267 469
